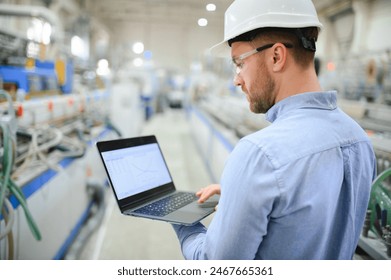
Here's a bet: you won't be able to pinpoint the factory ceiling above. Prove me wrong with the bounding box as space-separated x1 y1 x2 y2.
85 0 349 27
61 0 353 70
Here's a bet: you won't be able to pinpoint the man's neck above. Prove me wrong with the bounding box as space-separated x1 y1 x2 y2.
275 68 322 103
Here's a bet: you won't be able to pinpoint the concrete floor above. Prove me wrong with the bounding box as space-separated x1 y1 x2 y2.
79 109 215 259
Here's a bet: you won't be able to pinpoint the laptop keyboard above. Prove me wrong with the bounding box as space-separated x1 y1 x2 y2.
133 192 198 217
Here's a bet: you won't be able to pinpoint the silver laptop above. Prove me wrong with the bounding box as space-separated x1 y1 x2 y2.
96 135 217 225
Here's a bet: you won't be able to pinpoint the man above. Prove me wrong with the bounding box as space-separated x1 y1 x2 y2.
172 0 377 259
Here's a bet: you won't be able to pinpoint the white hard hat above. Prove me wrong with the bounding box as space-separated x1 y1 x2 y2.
210 0 323 56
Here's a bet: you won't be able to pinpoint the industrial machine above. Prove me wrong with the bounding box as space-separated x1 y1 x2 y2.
0 4 119 259
0 88 117 259
360 140 391 259
365 168 391 257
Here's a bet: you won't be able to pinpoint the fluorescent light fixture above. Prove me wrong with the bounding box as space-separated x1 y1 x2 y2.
98 59 109 69
206 3 216 11
132 42 144 54
198 18 208 27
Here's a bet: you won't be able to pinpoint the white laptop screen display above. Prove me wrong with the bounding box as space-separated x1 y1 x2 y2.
101 143 172 199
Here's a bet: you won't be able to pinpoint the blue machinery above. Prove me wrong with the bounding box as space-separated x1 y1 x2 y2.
0 59 73 99
0 3 124 259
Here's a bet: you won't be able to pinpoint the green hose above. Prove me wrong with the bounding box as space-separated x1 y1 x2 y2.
8 179 41 240
0 122 11 216
1 90 41 241
0 90 13 213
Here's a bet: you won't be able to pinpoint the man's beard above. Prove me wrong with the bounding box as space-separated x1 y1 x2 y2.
248 64 276 114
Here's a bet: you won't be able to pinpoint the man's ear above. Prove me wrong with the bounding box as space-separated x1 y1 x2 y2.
271 43 287 72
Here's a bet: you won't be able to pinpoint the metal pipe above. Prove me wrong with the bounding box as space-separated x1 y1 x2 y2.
0 4 64 41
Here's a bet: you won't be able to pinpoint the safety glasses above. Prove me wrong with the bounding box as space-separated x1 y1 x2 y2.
232 42 293 75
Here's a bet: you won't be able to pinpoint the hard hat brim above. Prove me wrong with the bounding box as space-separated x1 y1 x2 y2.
207 40 231 57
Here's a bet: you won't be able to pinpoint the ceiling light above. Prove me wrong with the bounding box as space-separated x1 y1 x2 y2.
206 4 216 12
198 18 208 27
97 59 109 69
132 42 144 54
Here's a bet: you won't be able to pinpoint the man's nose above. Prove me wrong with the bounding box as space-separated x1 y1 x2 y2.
233 74 242 87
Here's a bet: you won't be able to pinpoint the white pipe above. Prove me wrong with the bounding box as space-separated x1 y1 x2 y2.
0 3 64 41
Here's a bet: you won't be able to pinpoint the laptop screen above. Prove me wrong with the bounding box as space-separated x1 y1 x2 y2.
101 143 172 200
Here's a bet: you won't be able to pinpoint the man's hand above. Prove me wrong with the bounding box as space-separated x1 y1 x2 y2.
196 184 221 210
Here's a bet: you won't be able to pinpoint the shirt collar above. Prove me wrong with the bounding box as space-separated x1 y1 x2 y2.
266 91 337 123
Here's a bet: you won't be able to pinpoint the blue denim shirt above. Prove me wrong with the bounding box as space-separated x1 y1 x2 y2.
173 91 377 259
